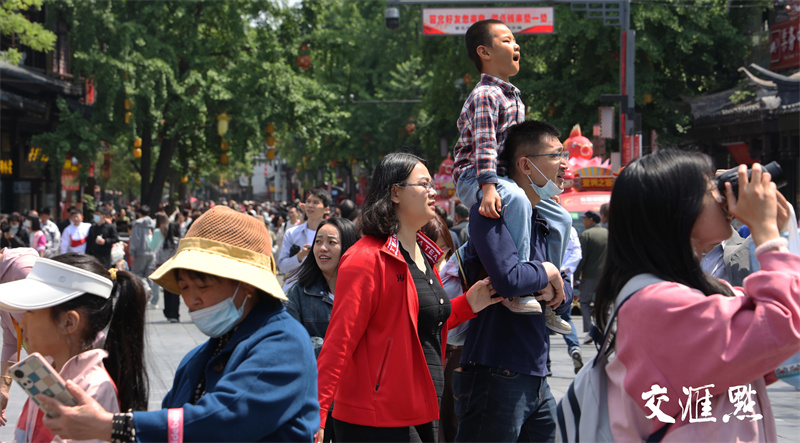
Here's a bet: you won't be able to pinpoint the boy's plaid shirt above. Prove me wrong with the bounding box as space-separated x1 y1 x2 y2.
452 74 525 186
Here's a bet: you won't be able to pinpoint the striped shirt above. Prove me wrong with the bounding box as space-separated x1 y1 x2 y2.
452 74 525 186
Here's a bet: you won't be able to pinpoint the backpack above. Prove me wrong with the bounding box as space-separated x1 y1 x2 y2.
555 273 670 443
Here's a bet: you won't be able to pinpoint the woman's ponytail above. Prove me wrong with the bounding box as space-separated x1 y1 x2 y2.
104 269 149 411
48 254 149 411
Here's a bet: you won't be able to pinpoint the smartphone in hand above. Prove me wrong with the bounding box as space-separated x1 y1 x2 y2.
10 353 77 417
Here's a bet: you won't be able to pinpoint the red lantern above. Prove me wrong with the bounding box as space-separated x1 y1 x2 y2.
297 45 312 69
102 153 111 179
85 77 96 105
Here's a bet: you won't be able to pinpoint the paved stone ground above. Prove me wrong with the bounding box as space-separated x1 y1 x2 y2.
0 306 797 442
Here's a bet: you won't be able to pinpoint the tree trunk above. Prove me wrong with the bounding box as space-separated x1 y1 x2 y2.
143 137 178 212
139 119 153 208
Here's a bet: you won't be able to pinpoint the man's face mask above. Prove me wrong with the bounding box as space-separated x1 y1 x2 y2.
526 158 563 200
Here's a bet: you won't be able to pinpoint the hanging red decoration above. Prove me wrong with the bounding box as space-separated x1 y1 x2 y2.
296 45 312 69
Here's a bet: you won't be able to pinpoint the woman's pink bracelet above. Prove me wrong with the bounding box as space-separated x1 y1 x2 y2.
754 237 789 257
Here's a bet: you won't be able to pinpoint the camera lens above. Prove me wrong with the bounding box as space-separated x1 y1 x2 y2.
14 370 23 378
716 161 786 199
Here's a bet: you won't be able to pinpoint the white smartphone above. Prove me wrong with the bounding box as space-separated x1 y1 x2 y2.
10 353 77 417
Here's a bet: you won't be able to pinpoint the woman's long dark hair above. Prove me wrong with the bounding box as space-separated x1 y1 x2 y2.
28 214 42 232
421 215 455 263
49 253 149 411
163 222 181 249
297 217 359 291
593 150 735 338
358 152 424 238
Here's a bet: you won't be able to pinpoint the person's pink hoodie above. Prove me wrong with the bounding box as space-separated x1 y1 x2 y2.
606 251 800 442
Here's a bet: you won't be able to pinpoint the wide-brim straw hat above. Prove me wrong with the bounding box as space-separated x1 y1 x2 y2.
150 206 286 300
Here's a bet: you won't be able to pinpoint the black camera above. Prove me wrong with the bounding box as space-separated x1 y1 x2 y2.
716 161 786 199
0 222 9 234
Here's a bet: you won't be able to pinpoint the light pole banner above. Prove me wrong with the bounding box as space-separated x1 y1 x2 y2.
422 7 554 36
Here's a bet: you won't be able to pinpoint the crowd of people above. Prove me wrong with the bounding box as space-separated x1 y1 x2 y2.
0 17 797 443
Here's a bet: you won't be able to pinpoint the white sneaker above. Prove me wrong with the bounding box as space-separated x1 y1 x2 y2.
545 306 572 335
571 349 584 374
501 295 543 315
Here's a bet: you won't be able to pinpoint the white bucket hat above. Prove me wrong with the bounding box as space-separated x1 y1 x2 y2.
0 258 112 312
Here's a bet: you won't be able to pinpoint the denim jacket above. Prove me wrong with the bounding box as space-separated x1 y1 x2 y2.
285 280 333 357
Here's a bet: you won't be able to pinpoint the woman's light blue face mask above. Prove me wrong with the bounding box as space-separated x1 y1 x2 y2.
188 283 246 337
526 158 563 200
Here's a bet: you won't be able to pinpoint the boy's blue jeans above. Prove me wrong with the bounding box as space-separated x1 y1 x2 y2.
560 309 580 354
456 169 532 261
453 365 557 442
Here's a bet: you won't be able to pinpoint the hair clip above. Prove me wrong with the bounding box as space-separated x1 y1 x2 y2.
108 268 118 281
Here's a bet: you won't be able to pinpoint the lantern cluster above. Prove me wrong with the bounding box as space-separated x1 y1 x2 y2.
218 112 230 165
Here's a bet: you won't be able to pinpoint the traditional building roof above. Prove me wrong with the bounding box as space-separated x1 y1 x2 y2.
684 64 799 124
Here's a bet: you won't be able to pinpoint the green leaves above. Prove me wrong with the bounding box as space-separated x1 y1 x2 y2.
0 0 56 64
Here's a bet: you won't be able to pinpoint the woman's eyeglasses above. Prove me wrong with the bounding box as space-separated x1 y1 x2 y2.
397 181 437 192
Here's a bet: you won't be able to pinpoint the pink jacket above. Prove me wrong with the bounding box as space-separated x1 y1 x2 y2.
0 248 37 362
606 251 800 442
15 349 120 443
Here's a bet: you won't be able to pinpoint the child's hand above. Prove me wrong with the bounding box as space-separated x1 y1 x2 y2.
479 184 502 219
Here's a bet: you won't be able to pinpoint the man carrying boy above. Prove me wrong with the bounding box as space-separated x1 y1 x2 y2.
455 120 573 442
452 19 569 332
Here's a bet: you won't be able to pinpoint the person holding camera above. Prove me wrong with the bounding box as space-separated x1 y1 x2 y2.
278 190 332 292
594 151 799 441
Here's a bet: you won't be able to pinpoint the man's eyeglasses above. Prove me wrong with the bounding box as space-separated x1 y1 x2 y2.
396 181 437 192
526 150 569 161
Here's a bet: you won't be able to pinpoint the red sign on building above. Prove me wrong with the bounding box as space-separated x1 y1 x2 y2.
770 6 800 72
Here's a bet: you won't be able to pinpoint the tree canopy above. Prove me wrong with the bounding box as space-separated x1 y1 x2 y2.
34 0 347 208
33 0 762 202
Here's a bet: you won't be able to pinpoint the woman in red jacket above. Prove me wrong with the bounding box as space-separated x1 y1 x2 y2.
316 153 500 442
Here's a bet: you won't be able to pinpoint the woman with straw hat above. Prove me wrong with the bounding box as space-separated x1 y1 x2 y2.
37 206 319 442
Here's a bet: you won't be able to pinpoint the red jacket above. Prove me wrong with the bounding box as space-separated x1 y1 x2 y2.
317 233 477 428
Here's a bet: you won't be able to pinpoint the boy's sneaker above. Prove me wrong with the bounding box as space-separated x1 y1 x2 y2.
571 349 584 374
501 295 543 314
545 306 572 334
